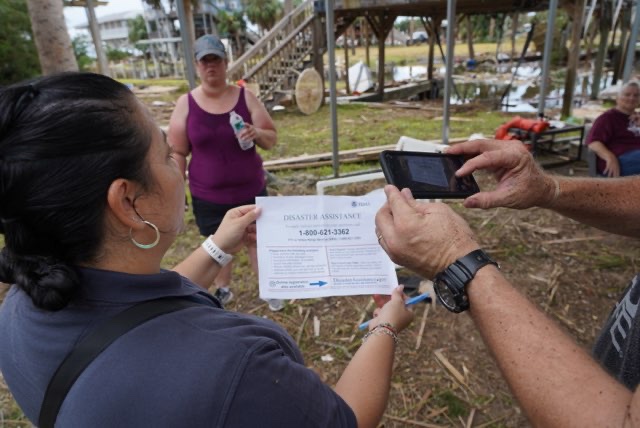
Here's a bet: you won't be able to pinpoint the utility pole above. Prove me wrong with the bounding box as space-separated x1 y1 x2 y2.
85 0 110 76
561 0 586 118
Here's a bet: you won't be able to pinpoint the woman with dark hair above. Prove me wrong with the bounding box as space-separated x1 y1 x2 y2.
0 72 414 427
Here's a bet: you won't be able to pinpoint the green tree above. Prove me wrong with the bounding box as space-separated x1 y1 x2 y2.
106 47 130 62
72 35 94 71
0 0 40 84
129 14 149 52
217 10 247 56
531 9 569 65
243 0 282 34
467 15 492 42
395 17 420 33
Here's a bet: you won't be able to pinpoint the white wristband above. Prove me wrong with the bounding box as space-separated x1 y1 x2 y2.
201 237 233 267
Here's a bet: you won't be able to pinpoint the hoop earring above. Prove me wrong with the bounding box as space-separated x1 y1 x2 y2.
129 220 160 250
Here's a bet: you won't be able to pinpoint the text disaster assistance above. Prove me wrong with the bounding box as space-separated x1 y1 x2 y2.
256 194 398 300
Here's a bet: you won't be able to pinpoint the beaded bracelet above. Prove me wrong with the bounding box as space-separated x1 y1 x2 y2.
362 322 398 345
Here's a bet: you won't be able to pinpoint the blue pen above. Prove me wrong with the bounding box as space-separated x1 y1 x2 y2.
358 292 431 330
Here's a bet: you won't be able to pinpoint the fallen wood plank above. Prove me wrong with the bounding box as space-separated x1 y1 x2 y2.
542 235 608 245
546 264 563 306
433 116 474 122
425 407 448 419
359 102 443 111
411 388 432 417
415 302 430 350
434 349 467 386
383 414 446 428
315 340 354 359
475 413 510 428
350 299 375 343
263 144 396 167
263 137 469 171
313 315 320 337
296 308 311 344
265 156 388 171
552 311 586 334
519 222 560 235
465 408 476 428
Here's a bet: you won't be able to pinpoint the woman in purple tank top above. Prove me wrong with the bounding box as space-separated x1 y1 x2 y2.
168 34 283 310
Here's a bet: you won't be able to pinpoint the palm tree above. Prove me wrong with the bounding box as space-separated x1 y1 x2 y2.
129 15 151 78
217 10 247 57
243 0 282 35
26 0 78 73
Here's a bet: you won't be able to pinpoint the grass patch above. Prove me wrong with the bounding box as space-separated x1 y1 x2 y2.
329 40 531 65
593 253 628 270
432 390 469 418
118 78 187 87
267 104 510 162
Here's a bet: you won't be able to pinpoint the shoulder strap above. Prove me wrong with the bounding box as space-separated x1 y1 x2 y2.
38 296 208 428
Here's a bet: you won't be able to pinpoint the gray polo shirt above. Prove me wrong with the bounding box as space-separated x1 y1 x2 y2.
593 274 640 390
0 268 356 427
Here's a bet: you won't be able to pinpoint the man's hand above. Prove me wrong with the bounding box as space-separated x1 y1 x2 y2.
375 186 479 279
446 139 557 210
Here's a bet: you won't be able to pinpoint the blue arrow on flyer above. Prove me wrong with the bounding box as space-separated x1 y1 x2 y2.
309 280 328 287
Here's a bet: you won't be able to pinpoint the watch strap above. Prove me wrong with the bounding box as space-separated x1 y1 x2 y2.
201 237 233 266
455 249 498 279
436 249 498 312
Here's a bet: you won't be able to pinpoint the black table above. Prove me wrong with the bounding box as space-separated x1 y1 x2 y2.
507 124 586 167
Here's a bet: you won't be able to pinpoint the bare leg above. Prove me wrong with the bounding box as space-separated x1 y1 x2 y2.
214 262 233 288
247 244 259 276
212 262 234 305
248 243 285 311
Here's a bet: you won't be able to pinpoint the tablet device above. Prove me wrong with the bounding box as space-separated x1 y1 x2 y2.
379 150 480 199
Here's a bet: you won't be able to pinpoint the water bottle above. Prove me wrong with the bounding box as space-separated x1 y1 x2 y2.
229 110 254 150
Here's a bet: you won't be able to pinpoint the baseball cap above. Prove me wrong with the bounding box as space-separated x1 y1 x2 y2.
194 35 227 61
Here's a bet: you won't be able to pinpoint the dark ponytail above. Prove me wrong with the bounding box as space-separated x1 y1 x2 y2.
0 72 154 310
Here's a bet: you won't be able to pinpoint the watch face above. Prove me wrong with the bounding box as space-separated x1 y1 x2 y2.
434 279 456 311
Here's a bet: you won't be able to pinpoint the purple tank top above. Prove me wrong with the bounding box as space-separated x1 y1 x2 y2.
186 87 265 204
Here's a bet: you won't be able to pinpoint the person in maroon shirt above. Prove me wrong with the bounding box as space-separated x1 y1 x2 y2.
586 81 640 176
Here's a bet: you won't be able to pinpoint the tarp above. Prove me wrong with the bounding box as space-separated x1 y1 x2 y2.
348 61 374 94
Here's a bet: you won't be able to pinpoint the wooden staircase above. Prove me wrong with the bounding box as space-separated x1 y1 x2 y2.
227 0 318 107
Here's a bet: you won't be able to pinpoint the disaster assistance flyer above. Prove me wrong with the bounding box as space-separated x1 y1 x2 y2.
256 193 398 299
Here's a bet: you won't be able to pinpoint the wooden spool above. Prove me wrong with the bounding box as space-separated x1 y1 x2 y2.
295 68 324 115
